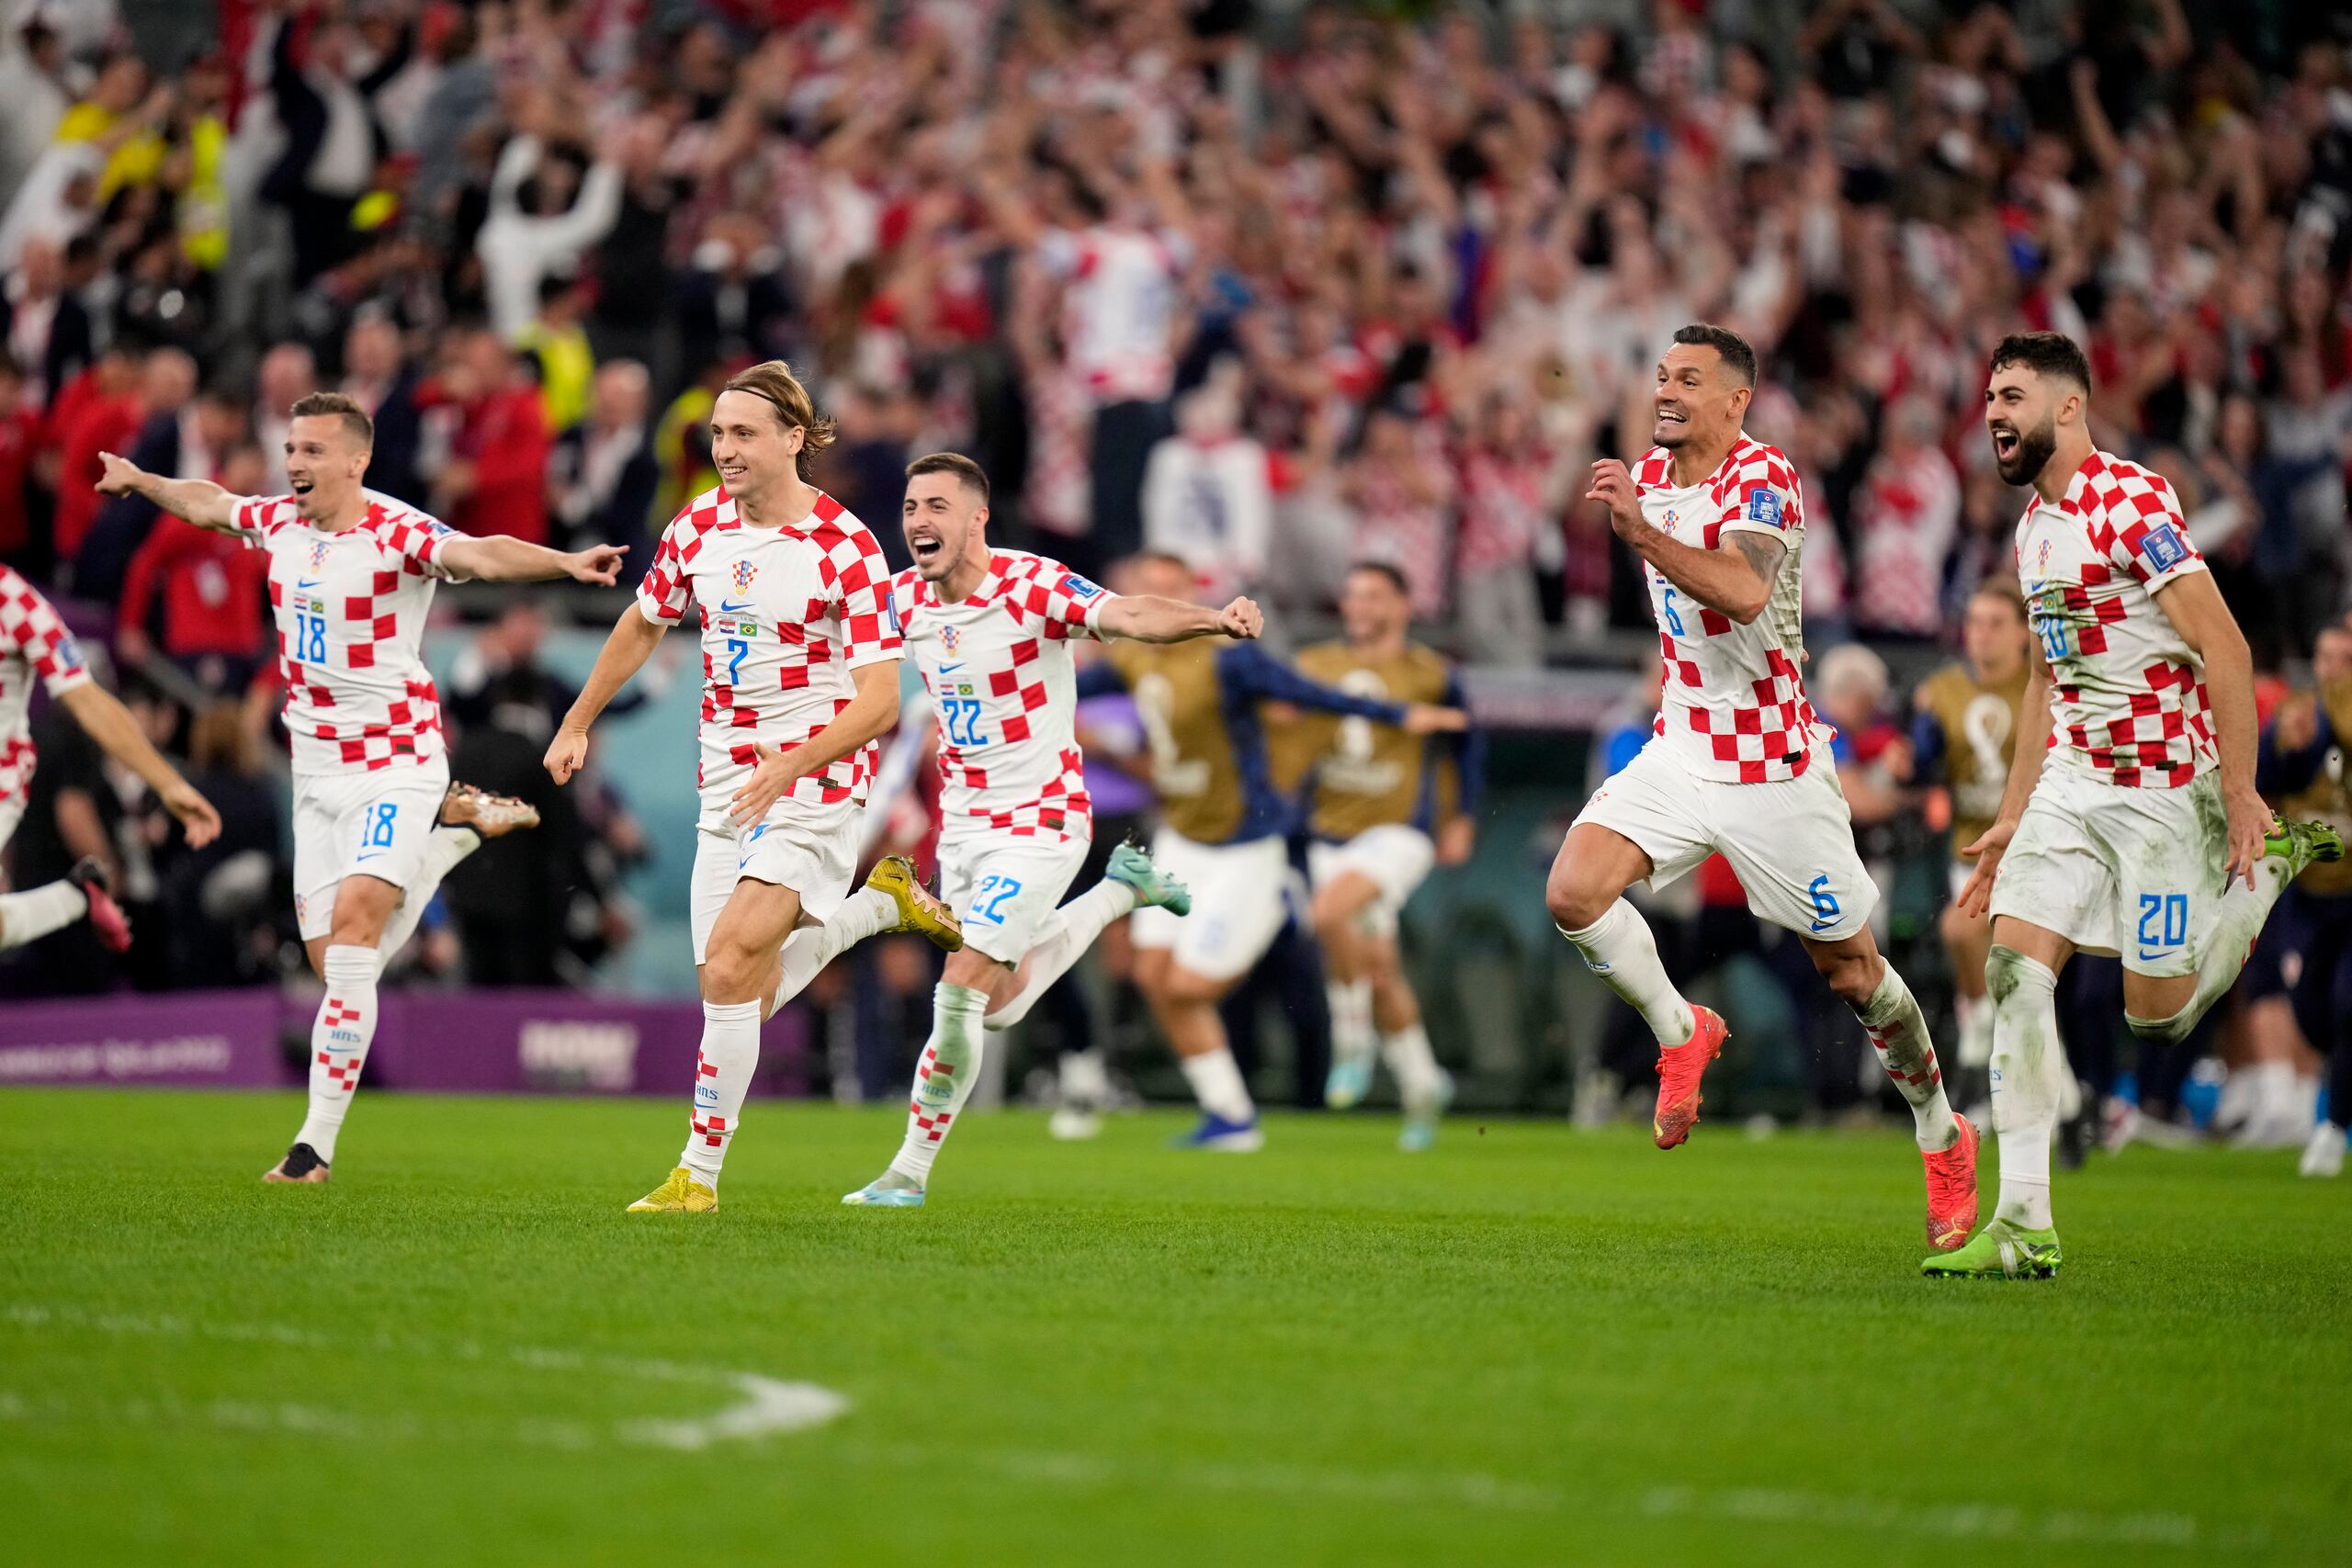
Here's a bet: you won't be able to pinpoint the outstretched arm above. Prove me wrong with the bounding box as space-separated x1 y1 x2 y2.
1221 643 1466 733
94 451 241 534
57 682 221 847
1097 594 1262 644
439 533 627 586
1957 642 2054 919
547 604 665 784
1587 458 1781 625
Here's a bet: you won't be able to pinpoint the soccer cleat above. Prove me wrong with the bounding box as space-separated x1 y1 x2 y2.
2264 816 2345 877
1398 1068 1454 1154
1652 1007 1729 1149
67 858 130 953
261 1142 330 1184
842 1171 925 1207
1324 1055 1374 1111
1920 1217 2063 1280
1048 1105 1102 1141
865 854 964 952
627 1167 717 1213
1921 1113 1980 1251
1172 1112 1263 1151
1104 840 1190 916
2301 1122 2346 1179
440 781 539 837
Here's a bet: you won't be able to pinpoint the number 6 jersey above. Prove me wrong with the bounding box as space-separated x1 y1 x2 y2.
887 550 1116 842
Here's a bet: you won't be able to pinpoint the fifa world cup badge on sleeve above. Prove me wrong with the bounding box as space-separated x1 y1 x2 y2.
2137 523 2189 573
1746 487 1781 527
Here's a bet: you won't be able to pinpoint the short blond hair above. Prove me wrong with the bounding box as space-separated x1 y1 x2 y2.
722 360 836 481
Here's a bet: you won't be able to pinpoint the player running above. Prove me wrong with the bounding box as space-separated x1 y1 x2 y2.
1546 323 1979 1252
96 394 614 1184
1091 552 1466 1149
1930 333 2342 1279
0 563 221 954
546 361 959 1215
840 453 1258 1205
1288 560 1484 1151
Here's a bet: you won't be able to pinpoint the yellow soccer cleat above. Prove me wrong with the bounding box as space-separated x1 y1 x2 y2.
867 854 964 952
627 1167 717 1213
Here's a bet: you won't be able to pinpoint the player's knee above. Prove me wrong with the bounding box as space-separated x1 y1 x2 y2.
701 939 767 1002
1985 943 2052 1008
2125 1006 2197 1047
1814 948 1881 1008
1544 867 1611 933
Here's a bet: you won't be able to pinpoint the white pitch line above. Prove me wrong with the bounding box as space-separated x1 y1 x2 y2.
1 1302 847 1449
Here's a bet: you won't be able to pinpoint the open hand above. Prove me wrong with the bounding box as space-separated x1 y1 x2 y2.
2221 786 2271 892
1403 704 1469 735
159 778 221 849
729 742 808 828
1955 817 2016 919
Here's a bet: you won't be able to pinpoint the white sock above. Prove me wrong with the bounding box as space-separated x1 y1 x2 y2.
0 880 87 950
1855 963 1959 1150
376 825 481 965
681 999 763 1189
1059 1047 1110 1107
1559 899 1695 1046
2127 857 2293 1043
888 983 989 1187
1956 993 1995 1069
1380 1021 1445 1110
1987 946 2061 1229
768 886 896 1020
1327 979 1375 1070
1179 1046 1256 1123
293 944 380 1165
983 879 1138 1032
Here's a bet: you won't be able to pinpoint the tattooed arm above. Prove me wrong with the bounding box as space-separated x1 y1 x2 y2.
1587 458 1784 625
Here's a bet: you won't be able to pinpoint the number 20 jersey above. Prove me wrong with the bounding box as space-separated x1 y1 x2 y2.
2013 449 2214 789
888 550 1116 842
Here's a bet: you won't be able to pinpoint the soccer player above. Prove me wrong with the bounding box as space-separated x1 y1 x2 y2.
0 563 221 953
1911 581 2035 1103
1546 323 1980 1252
545 361 958 1214
1931 333 2342 1278
839 453 1254 1205
96 393 616 1184
1292 560 1484 1151
1091 552 1466 1149
2260 626 2352 1178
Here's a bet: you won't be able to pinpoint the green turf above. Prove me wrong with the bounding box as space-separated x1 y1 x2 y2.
3 1089 2348 1566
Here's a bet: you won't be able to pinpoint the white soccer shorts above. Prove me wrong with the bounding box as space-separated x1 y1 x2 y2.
689 794 859 964
1572 736 1876 942
1306 823 1436 940
1128 827 1291 982
1988 761 2225 978
936 826 1092 966
291 760 452 941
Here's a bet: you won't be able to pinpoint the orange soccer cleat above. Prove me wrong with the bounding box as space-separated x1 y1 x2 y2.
1922 1112 1981 1251
1652 1007 1728 1149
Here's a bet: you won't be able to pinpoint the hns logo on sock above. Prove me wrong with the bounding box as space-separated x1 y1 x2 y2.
695 1085 719 1107
330 1029 364 1045
2134 522 2190 573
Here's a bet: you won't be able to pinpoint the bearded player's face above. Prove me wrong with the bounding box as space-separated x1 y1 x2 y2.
1984 367 2062 487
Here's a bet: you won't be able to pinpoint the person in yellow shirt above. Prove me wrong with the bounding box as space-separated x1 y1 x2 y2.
1281 561 1483 1149
514 275 595 433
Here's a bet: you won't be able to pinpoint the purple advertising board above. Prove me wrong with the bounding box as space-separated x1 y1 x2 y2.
0 990 808 1098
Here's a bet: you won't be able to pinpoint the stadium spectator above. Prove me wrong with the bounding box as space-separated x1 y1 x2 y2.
548 358 657 561
429 329 550 545
1140 364 1270 601
338 311 426 505
252 341 316 495
117 439 270 693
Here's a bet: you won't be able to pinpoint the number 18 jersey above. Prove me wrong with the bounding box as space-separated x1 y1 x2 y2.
888 550 1116 842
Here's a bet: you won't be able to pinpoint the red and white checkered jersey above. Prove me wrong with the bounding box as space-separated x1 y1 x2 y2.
1634 437 1819 784
0 566 94 813
2014 449 2215 788
232 491 463 776
889 549 1115 842
637 485 902 807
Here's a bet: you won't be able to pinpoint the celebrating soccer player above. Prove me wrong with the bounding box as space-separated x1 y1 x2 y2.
1546 324 1981 1253
1285 560 1484 1151
96 394 616 1184
1927 333 2342 1279
0 564 221 954
546 361 959 1214
838 453 1256 1205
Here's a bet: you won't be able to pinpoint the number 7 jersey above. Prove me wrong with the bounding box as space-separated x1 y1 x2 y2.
888 550 1117 841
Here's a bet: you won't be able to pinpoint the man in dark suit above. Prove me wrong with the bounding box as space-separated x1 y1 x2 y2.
547 358 657 562
340 313 425 505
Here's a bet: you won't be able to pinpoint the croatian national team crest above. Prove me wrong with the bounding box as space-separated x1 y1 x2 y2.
941 625 960 654
730 559 758 594
2036 537 2052 573
309 539 330 573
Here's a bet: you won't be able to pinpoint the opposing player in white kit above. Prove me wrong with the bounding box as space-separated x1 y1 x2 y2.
1928 333 2341 1280
1545 324 1981 1253
97 393 622 1183
0 564 220 954
548 362 960 1214
840 452 1251 1206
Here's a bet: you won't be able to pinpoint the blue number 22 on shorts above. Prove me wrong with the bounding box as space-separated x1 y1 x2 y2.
971 874 1023 923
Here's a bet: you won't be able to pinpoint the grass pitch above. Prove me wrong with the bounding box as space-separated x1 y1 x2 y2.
3 1089 2347 1566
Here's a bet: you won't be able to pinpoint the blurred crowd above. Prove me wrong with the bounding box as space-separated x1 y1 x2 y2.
0 0 2348 1132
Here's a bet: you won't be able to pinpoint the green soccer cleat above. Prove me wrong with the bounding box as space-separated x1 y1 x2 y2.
1920 1217 2063 1280
2264 818 2346 877
1104 840 1190 916
1324 1055 1374 1111
1398 1068 1454 1153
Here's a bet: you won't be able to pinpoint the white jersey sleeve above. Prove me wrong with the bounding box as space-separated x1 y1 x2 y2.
0 565 94 813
